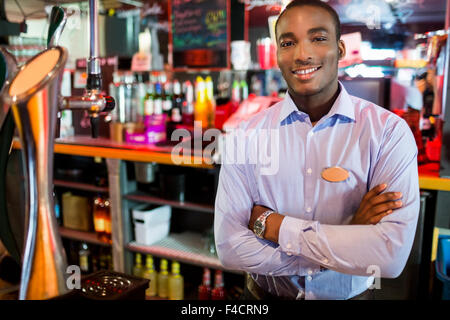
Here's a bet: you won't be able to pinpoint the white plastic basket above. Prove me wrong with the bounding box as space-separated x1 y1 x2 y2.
132 205 171 245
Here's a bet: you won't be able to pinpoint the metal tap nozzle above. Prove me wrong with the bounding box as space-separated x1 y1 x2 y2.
61 90 115 138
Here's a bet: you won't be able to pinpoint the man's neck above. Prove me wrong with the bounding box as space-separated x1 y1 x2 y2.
289 83 341 123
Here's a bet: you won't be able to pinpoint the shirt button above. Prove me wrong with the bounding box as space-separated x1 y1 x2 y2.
309 131 314 137
306 168 312 175
287 252 292 256
307 269 313 275
323 259 329 264
286 243 292 249
269 272 273 276
306 207 312 213
307 276 312 281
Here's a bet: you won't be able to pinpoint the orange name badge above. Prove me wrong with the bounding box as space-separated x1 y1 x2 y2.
321 166 349 182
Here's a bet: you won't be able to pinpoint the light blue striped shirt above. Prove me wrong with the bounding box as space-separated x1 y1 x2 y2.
214 83 420 300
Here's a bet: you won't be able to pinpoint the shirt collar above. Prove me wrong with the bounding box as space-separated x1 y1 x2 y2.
279 81 355 124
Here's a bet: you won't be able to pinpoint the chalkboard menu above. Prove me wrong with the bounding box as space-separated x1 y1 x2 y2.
170 0 229 69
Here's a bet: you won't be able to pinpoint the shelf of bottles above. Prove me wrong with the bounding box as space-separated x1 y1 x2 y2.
126 232 242 275
107 68 287 148
55 191 112 246
131 253 231 300
64 240 114 276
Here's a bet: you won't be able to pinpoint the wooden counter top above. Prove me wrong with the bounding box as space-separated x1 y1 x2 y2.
12 136 450 191
12 136 215 169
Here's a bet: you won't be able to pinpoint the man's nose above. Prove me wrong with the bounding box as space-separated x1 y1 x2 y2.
293 41 313 64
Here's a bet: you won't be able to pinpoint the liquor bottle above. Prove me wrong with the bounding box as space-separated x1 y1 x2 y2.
198 267 211 300
171 79 184 124
194 76 209 129
230 80 241 114
93 156 108 187
240 79 249 101
163 81 173 116
103 199 112 244
142 255 158 297
136 81 147 122
93 195 106 241
205 76 216 128
153 82 163 115
144 82 155 117
182 80 194 125
168 261 184 300
211 270 225 300
79 242 91 275
157 258 169 298
250 75 263 96
133 253 144 277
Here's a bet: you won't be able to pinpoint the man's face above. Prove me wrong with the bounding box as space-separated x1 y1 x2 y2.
276 6 345 98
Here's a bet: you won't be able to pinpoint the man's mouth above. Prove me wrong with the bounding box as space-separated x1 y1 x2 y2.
292 66 321 79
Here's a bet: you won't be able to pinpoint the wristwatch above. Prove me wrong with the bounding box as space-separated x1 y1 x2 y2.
253 210 274 239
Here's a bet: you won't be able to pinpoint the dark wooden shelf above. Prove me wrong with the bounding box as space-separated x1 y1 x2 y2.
59 227 111 247
54 179 109 193
123 191 215 213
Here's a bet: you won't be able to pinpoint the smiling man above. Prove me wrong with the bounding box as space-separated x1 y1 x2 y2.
214 0 420 300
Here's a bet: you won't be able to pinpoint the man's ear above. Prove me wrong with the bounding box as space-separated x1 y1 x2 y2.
338 40 346 60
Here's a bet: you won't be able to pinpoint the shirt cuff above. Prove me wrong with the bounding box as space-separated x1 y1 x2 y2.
279 216 323 275
279 215 309 256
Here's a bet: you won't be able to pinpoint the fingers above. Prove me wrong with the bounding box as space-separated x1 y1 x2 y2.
368 192 403 207
369 210 392 225
363 183 387 201
370 199 403 216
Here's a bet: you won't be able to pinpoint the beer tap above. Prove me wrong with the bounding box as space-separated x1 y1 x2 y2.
0 0 115 300
60 0 115 138
47 6 67 49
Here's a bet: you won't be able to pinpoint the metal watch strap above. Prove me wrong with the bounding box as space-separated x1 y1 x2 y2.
254 210 274 239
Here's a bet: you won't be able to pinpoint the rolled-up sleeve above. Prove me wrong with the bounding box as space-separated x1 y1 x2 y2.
277 119 420 278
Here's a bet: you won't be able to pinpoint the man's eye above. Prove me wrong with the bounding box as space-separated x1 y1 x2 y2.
313 37 327 42
280 41 294 48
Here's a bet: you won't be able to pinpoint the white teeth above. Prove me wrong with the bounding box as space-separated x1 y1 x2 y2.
294 67 319 75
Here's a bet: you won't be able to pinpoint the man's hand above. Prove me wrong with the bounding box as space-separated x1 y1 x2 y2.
350 184 403 225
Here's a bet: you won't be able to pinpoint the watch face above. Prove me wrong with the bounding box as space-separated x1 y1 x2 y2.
254 220 264 238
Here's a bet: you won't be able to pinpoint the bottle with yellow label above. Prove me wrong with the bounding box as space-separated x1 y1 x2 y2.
194 76 209 129
157 259 169 298
133 253 144 277
168 261 184 300
205 76 216 128
142 255 158 297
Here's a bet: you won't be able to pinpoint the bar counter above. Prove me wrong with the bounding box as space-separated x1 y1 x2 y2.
12 136 450 192
12 136 213 169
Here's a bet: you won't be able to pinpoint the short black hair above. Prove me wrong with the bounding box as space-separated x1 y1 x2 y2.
275 0 341 41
